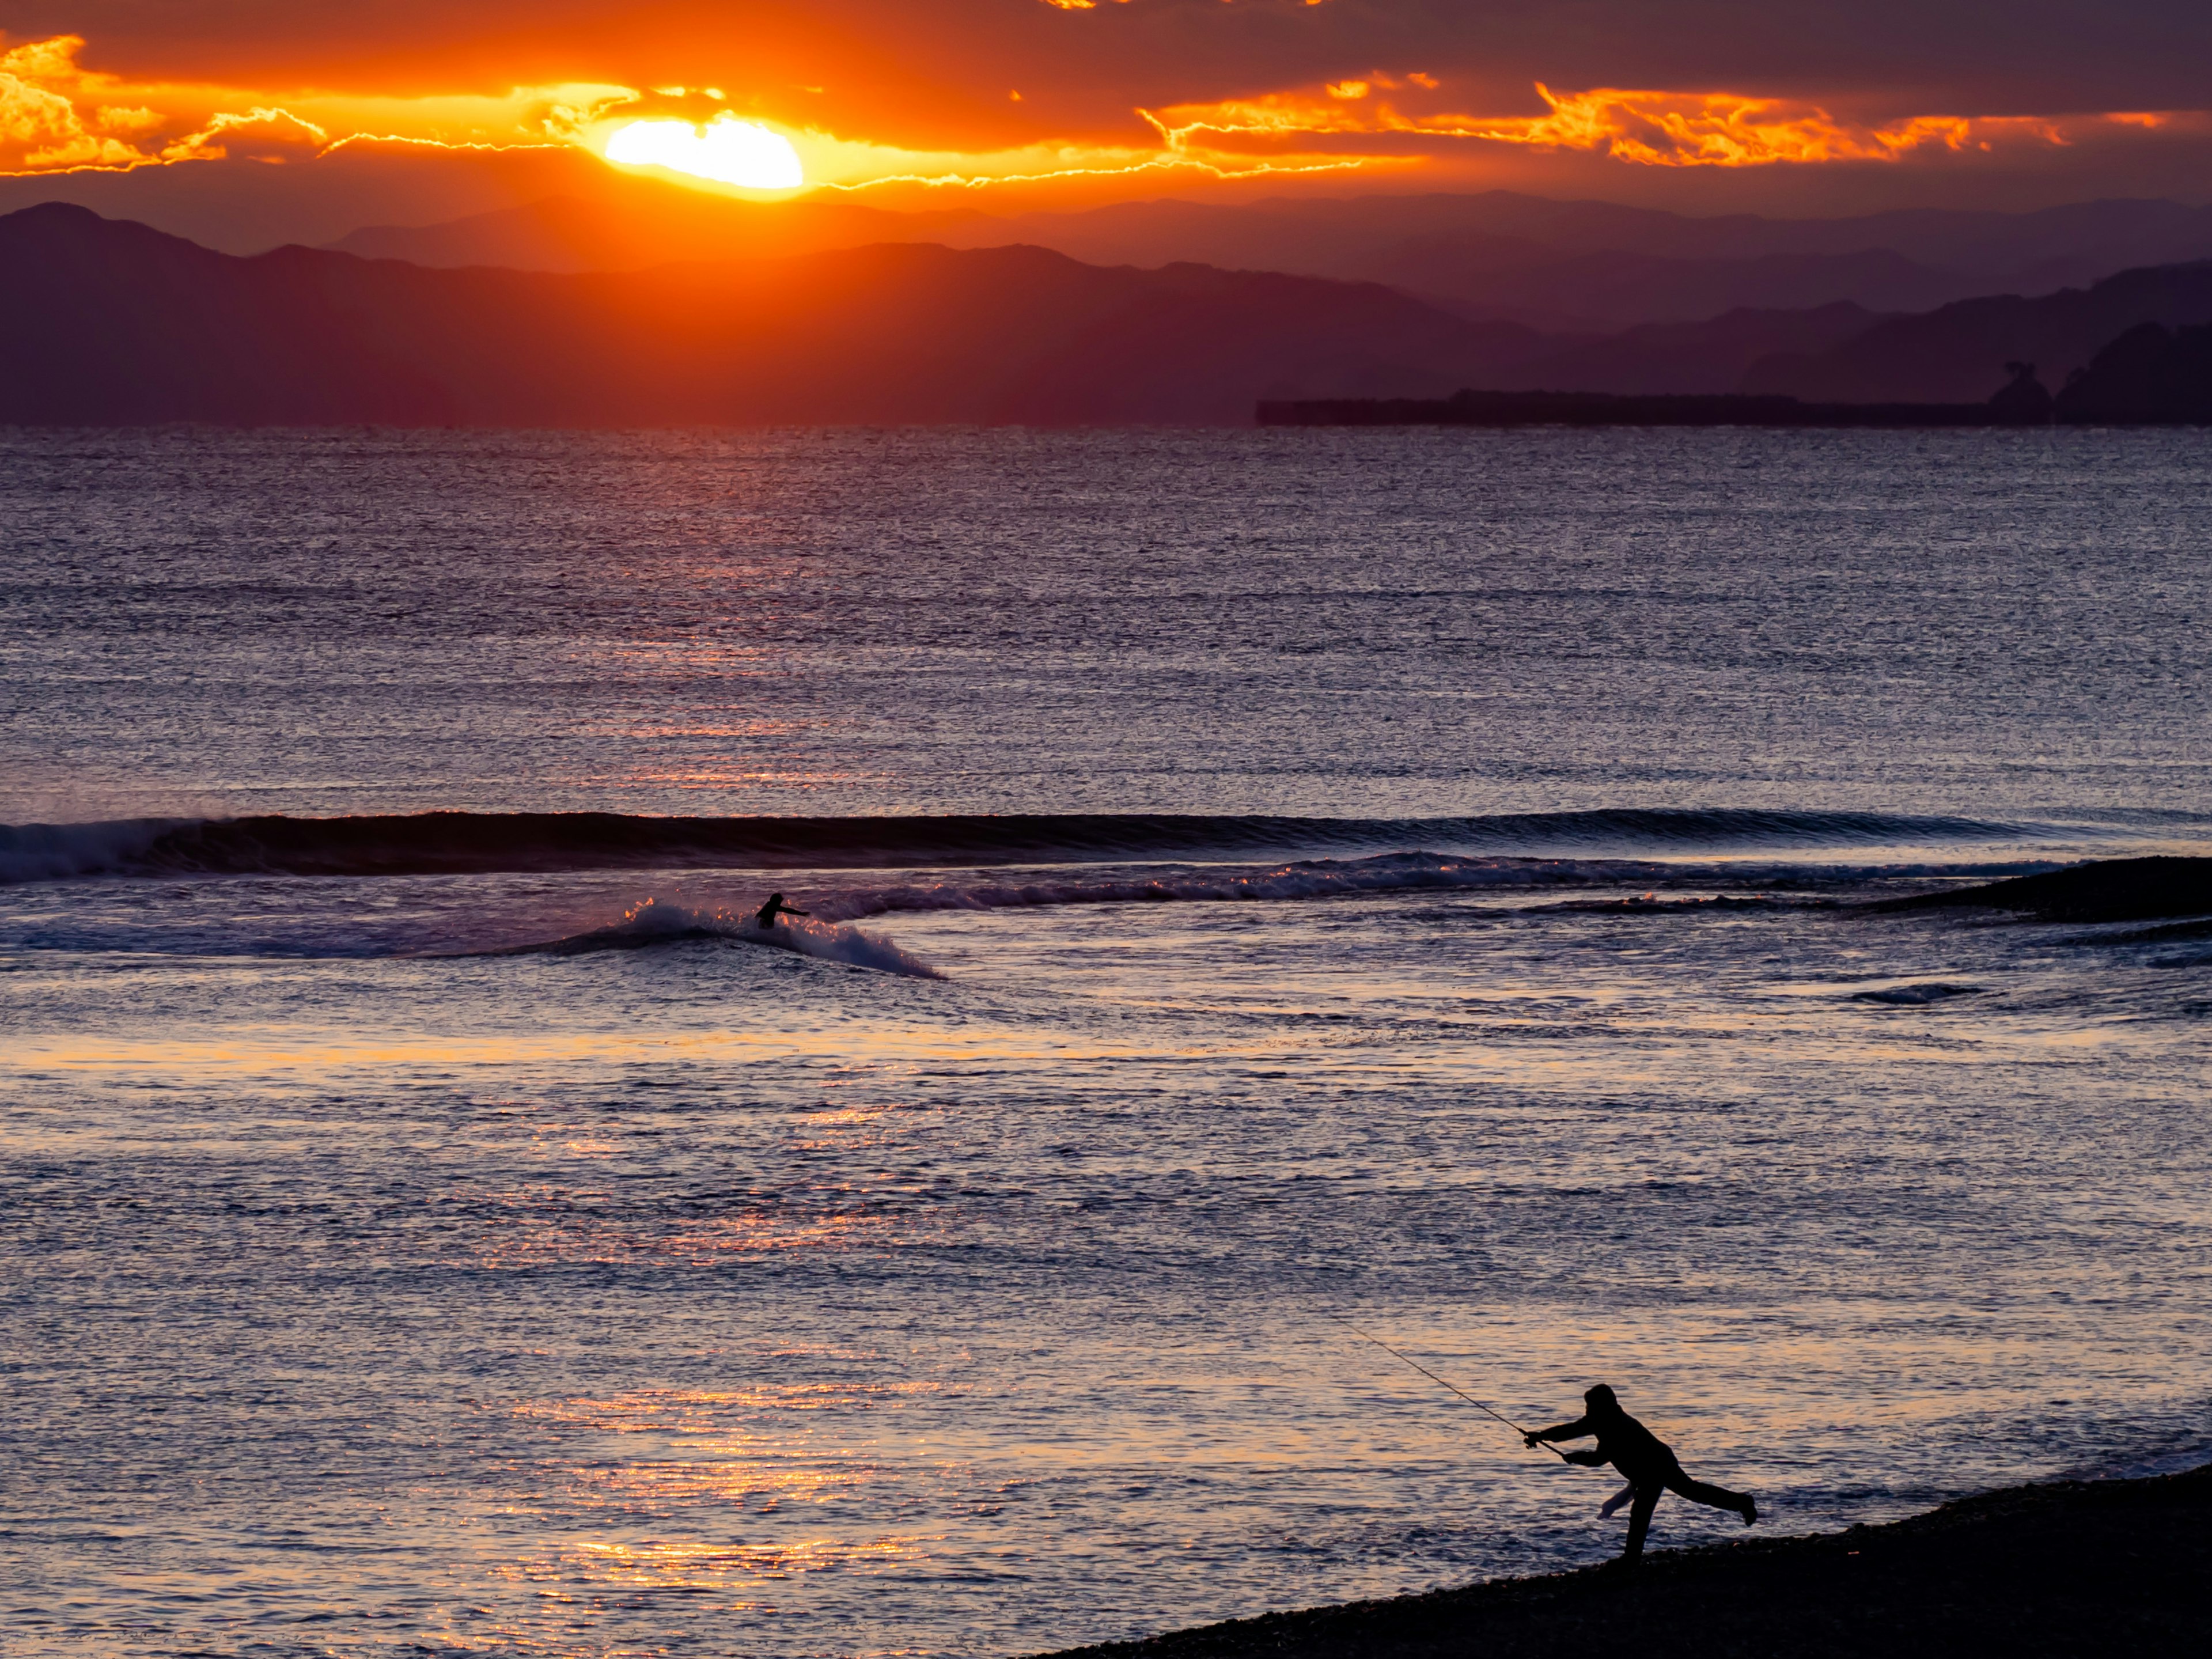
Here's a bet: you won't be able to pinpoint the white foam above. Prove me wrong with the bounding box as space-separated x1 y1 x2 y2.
563 897 942 979
0 818 176 884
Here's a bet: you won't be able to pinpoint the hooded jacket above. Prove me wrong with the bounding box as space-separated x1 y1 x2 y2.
1531 1385 1680 1486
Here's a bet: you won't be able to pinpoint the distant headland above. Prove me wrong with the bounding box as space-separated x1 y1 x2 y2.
1262 327 2212 426
1261 387 2034 429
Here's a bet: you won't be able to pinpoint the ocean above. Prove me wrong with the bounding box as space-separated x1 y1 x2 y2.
3 425 2209 1657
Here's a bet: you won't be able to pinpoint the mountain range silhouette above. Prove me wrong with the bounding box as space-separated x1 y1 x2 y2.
1 203 1546 425
6 202 2212 425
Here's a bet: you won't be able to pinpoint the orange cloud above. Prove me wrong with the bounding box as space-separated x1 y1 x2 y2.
1486 86 1977 166
161 108 331 165
1 33 636 176
780 124 1385 194
5 29 1362 200
1144 79 2130 168
7 28 2205 212
2 35 161 169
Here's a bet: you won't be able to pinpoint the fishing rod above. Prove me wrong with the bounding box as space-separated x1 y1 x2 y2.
1324 1310 1570 1462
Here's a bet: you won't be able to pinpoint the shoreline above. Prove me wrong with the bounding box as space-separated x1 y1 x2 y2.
1043 1461 2212 1658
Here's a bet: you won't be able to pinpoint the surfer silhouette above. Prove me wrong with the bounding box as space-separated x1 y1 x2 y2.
1526 1384 1756 1563
753 892 810 929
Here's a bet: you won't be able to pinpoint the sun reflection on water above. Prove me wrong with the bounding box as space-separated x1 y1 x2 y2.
460 1188 949 1270
494 1384 945 1608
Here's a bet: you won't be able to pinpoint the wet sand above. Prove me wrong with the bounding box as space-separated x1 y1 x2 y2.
1044 1462 2211 1659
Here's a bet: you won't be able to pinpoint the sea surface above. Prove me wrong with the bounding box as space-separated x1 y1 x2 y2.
3 426 2209 1658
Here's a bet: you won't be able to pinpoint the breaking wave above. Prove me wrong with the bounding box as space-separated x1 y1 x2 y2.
0 806 2120 885
486 898 941 978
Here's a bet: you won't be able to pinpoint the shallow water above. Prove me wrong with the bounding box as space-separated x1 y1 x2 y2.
2 427 2210 1657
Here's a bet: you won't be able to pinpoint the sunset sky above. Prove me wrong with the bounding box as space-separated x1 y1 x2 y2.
6 2 2210 244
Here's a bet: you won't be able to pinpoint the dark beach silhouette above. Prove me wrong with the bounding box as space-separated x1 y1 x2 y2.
1041 1461 2212 1659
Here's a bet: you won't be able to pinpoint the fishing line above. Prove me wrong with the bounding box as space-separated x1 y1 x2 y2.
1324 1310 1570 1462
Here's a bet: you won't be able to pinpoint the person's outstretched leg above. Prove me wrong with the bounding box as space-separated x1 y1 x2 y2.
1664 1464 1756 1525
1621 1483 1661 1562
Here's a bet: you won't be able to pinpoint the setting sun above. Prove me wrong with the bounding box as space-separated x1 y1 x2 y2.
604 115 804 189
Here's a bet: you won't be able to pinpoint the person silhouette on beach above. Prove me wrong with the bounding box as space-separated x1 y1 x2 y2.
754 892 810 929
1526 1384 1756 1563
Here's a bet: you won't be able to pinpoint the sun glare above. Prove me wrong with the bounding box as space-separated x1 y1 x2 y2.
604 116 804 189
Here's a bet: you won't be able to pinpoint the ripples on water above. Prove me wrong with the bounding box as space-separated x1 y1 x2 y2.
2 429 2209 1657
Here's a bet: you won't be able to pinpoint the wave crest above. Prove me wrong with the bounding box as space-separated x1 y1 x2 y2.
807 852 1690 922
0 806 2080 885
495 898 941 978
